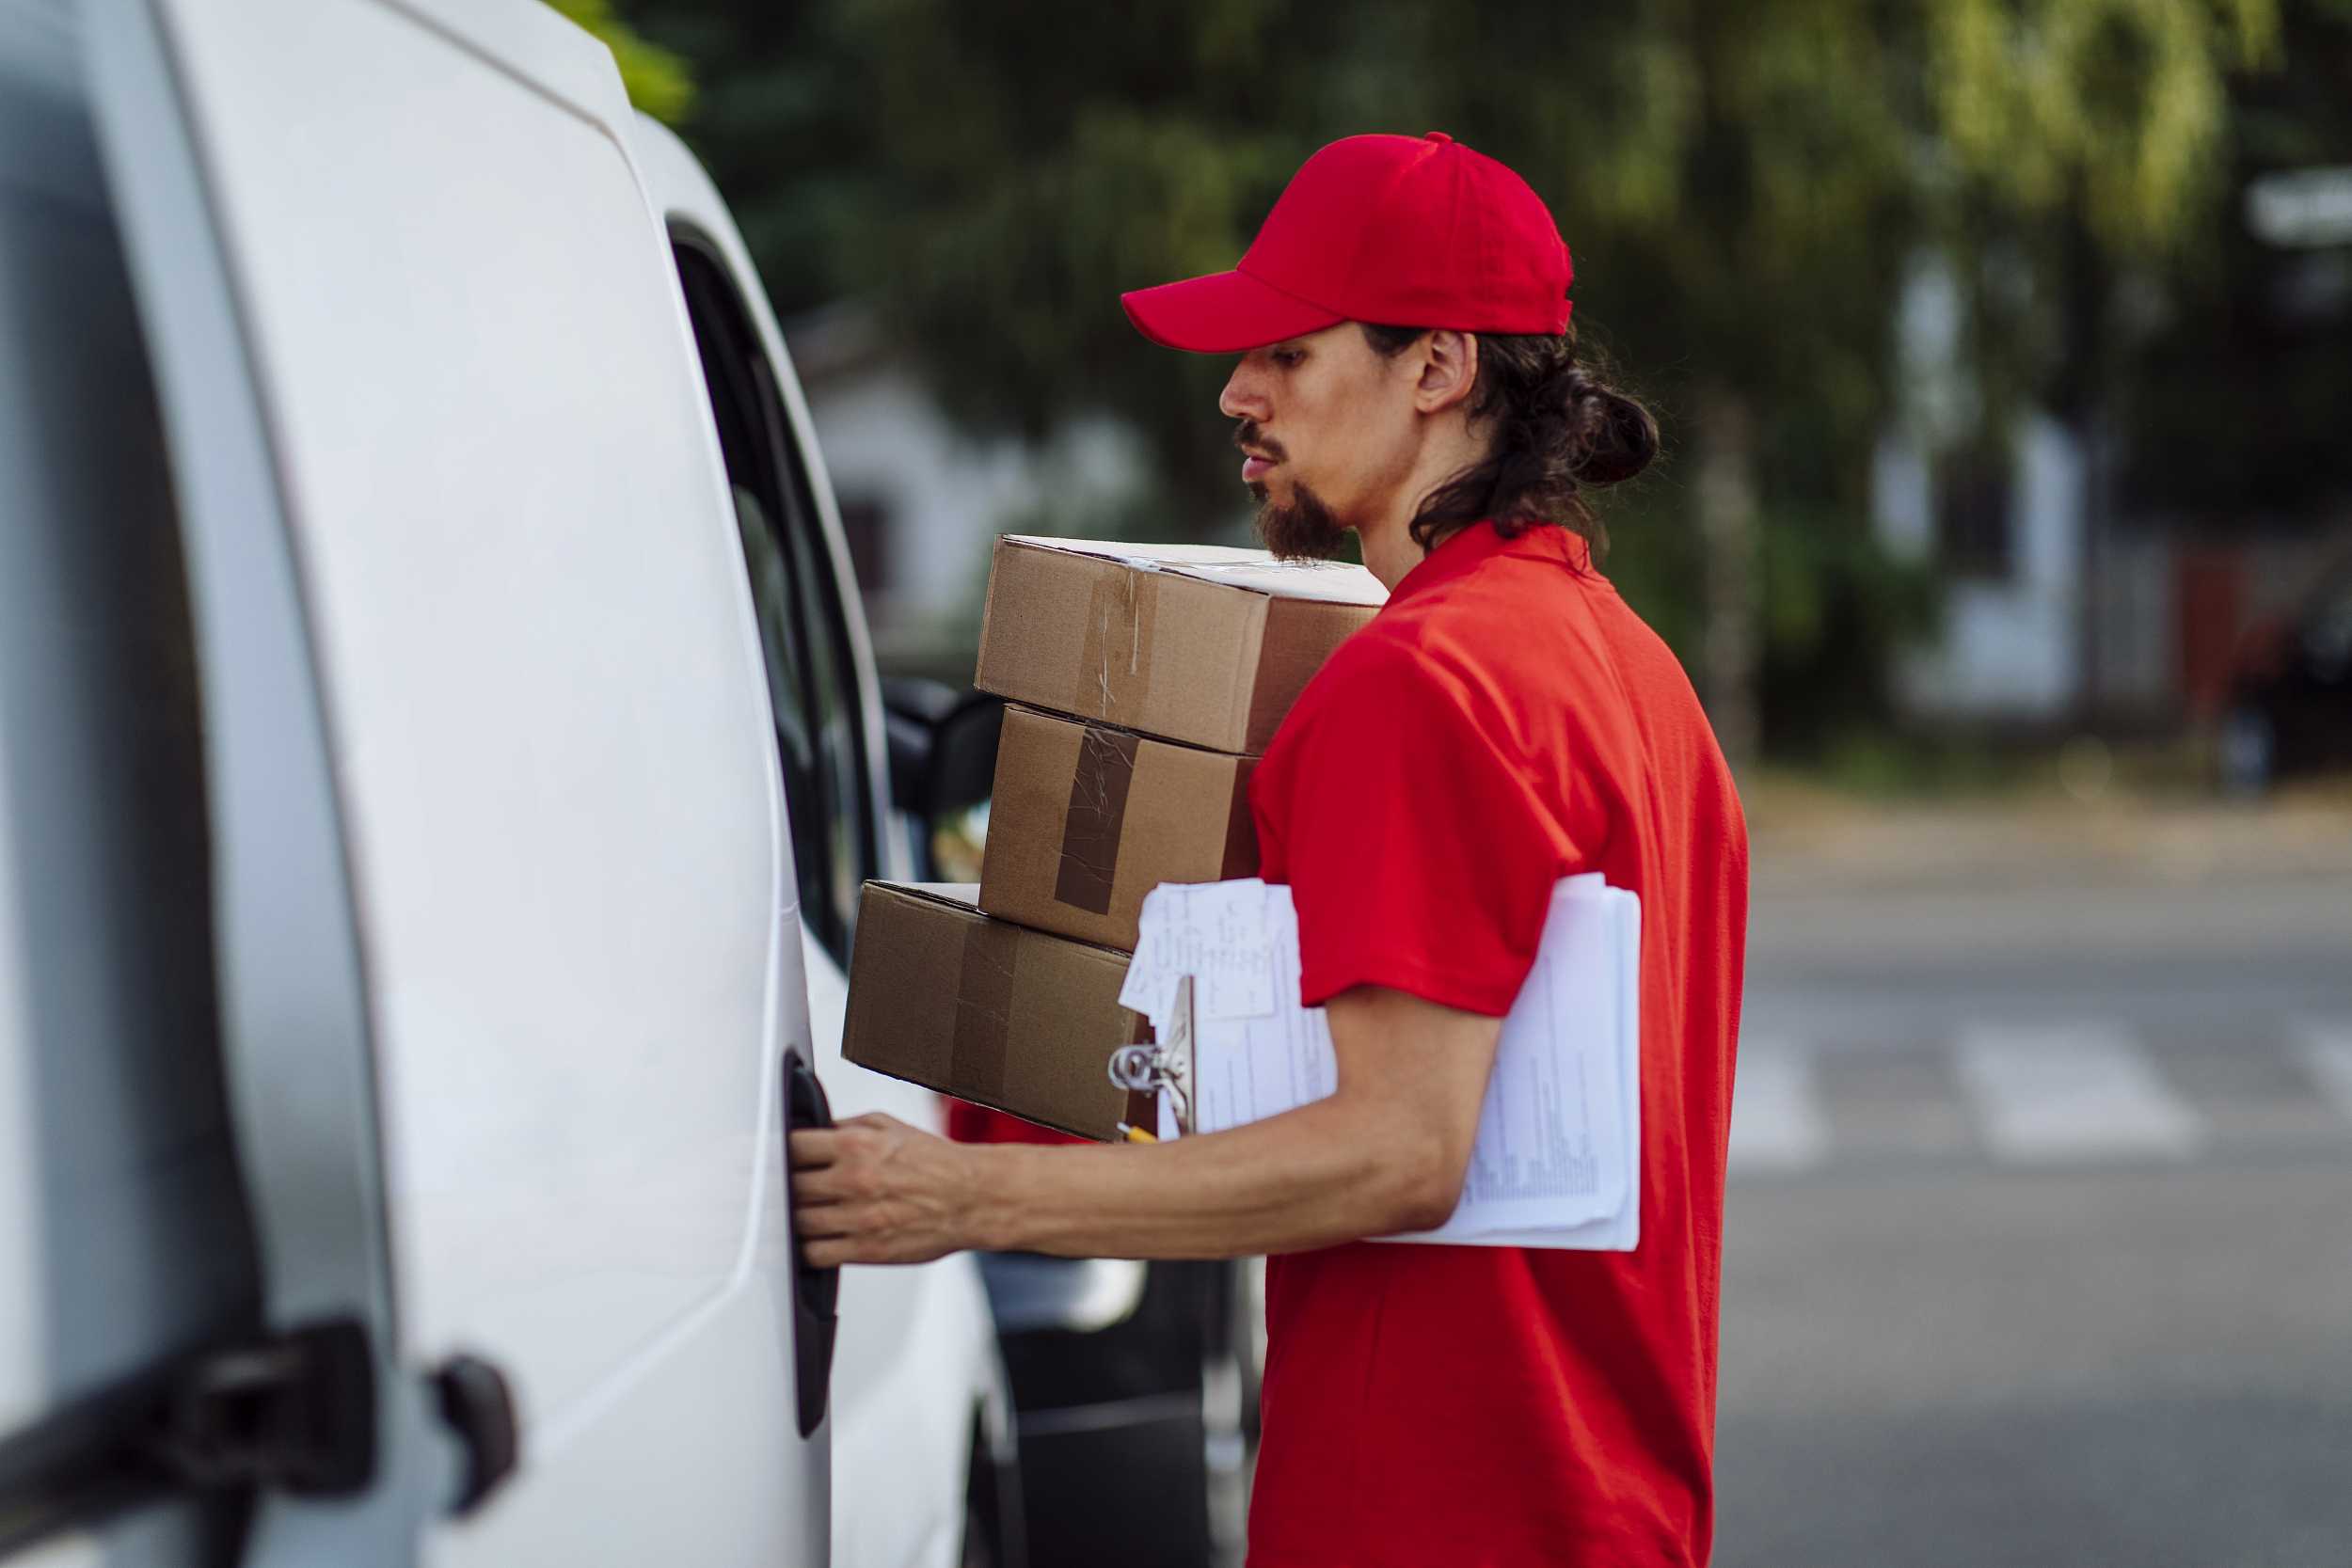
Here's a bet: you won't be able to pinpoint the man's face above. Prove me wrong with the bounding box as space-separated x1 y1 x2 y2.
1219 323 1422 560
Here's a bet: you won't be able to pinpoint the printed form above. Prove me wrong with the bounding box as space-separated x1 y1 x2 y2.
1119 876 1642 1251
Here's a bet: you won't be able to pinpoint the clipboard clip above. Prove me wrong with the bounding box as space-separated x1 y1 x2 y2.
1105 1043 1190 1130
1106 975 1195 1132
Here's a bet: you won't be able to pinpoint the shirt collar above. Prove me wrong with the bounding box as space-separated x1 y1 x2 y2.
1386 520 1594 607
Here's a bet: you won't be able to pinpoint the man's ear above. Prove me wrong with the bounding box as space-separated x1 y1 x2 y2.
1413 330 1480 415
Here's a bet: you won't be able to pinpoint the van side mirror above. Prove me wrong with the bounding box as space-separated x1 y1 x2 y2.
881 677 1005 822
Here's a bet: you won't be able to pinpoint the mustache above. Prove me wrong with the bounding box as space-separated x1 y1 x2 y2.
1232 420 1288 463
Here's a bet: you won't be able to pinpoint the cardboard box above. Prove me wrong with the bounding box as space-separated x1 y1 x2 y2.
977 705 1257 951
843 881 1139 1141
974 536 1386 755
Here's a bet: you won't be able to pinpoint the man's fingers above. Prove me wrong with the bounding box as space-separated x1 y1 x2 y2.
798 1223 929 1271
802 1236 857 1271
789 1112 908 1171
793 1199 862 1239
787 1128 838 1170
793 1200 899 1246
789 1164 856 1208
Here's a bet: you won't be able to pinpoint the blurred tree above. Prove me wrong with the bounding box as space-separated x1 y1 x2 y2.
1556 0 2278 757
594 1 872 321
2111 0 2352 523
618 0 2280 756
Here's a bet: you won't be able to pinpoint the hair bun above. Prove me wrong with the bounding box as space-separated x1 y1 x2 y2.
1565 371 1660 487
1384 323 1659 554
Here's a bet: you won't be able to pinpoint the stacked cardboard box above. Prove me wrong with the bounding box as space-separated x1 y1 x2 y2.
845 537 1385 1139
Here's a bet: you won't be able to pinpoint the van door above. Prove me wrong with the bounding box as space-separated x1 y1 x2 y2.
80 1 826 1563
627 118 1010 1568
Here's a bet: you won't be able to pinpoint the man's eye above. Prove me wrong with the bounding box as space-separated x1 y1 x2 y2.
1273 350 1304 368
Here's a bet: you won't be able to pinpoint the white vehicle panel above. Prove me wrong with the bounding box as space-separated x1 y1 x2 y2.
142 0 777 1424
87 0 824 1558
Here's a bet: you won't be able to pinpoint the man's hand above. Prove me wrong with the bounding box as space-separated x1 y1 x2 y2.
789 1113 979 1268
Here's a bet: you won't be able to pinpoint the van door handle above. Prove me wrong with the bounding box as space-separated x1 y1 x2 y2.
782 1047 838 1438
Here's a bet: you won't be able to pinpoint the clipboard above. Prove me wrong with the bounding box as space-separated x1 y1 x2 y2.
1119 876 1642 1249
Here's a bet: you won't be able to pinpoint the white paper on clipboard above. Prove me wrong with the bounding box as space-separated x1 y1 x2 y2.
1121 875 1642 1251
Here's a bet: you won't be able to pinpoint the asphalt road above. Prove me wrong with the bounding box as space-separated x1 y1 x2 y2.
1715 865 2352 1568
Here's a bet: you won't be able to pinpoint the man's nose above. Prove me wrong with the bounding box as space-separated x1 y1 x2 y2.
1219 359 1267 422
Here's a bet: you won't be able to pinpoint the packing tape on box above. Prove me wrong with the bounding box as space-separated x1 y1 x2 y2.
947 917 1021 1102
1053 723 1140 915
1077 566 1158 724
1221 760 1259 876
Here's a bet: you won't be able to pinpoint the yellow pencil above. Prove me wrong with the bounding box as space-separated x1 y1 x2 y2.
1119 1122 1157 1144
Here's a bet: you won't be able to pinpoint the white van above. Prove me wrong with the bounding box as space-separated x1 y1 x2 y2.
0 1 1013 1563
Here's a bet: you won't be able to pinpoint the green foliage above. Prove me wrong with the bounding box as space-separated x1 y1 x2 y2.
1929 0 2277 254
548 0 694 123
1756 509 1947 757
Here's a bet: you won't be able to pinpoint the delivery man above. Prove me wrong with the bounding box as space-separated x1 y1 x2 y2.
790 132 1750 1567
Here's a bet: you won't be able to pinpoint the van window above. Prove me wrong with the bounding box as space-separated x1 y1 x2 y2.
672 237 877 963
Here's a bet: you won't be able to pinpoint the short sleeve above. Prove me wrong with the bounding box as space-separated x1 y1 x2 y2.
1253 638 1576 1016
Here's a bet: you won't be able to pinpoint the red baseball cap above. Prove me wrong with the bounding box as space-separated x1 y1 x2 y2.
1121 131 1573 355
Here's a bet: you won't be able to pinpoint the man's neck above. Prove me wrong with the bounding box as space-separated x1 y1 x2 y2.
1354 422 1491 593
1355 513 1423 594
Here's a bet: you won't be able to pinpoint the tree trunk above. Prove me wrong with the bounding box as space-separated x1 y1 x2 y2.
1694 381 1761 768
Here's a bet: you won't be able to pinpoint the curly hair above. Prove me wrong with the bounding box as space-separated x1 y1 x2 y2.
1359 323 1659 562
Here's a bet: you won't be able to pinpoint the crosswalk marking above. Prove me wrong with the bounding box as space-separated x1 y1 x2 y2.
1726 1040 1830 1173
2293 1020 2352 1123
1720 1025 2352 1181
1954 1024 2205 1164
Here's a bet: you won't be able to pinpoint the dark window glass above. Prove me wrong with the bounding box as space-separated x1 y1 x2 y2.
672 237 877 965
2306 567 2352 677
834 495 891 594
1934 436 2015 581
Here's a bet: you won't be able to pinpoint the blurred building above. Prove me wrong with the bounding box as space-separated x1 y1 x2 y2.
1872 254 2352 733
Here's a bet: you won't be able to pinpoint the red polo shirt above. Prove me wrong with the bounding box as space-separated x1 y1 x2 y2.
1245 519 1749 1567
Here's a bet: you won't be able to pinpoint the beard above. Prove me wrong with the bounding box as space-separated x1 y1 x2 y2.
1235 415 1348 562
1250 478 1349 562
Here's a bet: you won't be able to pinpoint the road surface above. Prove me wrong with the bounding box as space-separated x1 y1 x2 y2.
1717 859 2352 1568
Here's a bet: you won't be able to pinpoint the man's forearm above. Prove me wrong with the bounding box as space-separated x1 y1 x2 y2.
966 1093 1457 1259
789 990 1498 1268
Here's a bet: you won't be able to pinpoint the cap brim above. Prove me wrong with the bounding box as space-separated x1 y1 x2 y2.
1120 268 1345 354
